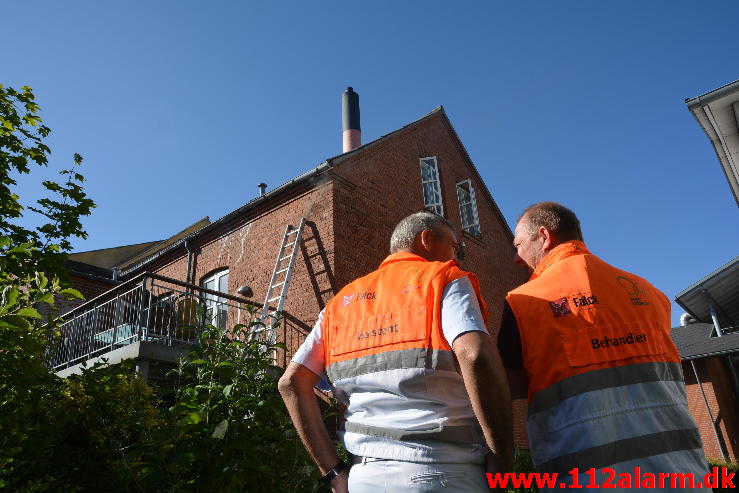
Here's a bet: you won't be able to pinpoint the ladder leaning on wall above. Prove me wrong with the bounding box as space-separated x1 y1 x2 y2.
253 218 306 344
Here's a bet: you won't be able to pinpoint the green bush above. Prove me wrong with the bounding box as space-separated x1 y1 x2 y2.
1 320 322 492
151 324 319 492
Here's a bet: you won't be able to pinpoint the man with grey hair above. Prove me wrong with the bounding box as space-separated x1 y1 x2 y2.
499 201 707 491
280 210 513 493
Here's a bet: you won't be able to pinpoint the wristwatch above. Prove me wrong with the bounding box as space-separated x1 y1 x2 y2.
320 459 349 484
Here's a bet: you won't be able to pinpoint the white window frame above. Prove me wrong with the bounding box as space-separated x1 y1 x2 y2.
456 179 481 237
201 269 229 330
420 156 444 216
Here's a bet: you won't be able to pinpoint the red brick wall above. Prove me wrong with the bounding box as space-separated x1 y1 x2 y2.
145 181 336 360
684 358 739 461
61 274 116 316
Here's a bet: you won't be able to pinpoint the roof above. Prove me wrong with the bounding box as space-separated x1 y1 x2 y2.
118 107 484 277
685 79 739 206
68 240 162 269
94 106 514 278
671 322 739 360
118 217 211 269
675 255 739 331
66 259 118 283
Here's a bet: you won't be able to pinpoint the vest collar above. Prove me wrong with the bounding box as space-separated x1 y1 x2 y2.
531 240 589 280
378 251 458 269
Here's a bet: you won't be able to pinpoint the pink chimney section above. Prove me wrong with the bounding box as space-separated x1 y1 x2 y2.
342 87 361 153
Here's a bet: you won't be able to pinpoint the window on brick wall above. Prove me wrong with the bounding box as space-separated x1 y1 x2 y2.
201 269 229 330
420 157 444 216
456 179 481 237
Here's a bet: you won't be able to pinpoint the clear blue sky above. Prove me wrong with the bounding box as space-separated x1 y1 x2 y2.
7 1 739 325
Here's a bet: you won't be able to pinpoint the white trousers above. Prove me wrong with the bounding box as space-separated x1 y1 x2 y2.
348 458 488 493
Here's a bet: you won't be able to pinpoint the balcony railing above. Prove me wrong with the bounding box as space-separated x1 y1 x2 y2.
48 272 273 371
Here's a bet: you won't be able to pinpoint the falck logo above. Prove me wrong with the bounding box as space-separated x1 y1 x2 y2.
616 276 650 306
549 297 572 318
342 294 354 307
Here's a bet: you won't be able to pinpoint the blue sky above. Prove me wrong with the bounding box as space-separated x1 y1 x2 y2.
7 1 739 325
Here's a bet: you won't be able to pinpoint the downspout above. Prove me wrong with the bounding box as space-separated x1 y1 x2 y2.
185 240 194 285
691 360 729 461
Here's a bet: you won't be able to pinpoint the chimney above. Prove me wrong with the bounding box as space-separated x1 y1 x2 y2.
257 183 267 196
342 87 361 152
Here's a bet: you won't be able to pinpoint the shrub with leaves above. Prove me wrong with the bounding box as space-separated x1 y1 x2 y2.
156 323 320 492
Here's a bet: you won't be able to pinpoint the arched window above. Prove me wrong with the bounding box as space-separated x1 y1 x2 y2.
201 269 229 329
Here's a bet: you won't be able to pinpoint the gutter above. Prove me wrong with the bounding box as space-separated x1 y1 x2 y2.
120 162 331 277
685 78 739 109
680 345 739 361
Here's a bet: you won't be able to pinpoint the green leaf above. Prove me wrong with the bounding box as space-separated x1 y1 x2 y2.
17 307 41 319
184 412 202 425
35 271 48 289
59 288 83 300
212 419 229 439
35 292 55 305
0 315 31 329
2 287 19 310
189 359 207 365
223 384 233 397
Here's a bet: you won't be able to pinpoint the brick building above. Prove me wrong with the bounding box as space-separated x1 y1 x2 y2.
55 94 531 444
674 80 739 462
671 256 739 462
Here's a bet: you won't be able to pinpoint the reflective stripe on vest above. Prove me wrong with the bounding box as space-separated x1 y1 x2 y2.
506 241 705 477
326 347 456 382
323 252 489 447
528 363 700 472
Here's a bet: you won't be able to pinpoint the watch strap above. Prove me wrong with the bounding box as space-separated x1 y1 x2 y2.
320 459 349 484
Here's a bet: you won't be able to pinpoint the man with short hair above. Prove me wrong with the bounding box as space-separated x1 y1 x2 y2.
279 211 513 493
498 201 708 491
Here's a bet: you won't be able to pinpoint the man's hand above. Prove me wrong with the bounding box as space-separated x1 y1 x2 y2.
330 468 349 493
452 331 514 473
278 363 346 487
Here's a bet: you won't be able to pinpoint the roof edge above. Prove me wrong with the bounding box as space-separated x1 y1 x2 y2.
675 255 739 300
437 110 515 239
328 106 444 165
685 78 739 108
120 162 332 277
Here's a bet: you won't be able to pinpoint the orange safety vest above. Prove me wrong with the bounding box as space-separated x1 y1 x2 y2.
506 241 706 487
322 251 489 462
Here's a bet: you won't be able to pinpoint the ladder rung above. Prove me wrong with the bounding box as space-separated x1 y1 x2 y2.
286 228 299 235
276 267 289 275
268 296 281 303
283 241 296 248
279 255 292 262
272 281 286 288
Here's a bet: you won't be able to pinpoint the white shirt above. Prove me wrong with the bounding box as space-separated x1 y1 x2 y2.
291 276 489 463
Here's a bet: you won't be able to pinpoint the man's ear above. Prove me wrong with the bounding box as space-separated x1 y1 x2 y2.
540 226 555 252
419 229 433 253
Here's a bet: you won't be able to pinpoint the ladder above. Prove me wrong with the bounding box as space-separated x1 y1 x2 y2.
254 218 306 343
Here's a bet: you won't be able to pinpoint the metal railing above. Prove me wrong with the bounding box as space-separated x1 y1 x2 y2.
48 272 269 371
